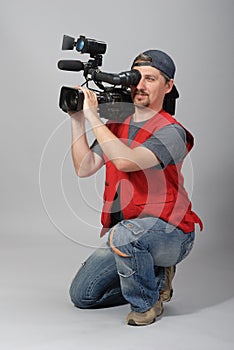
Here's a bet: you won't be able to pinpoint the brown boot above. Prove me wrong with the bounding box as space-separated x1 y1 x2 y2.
160 266 176 302
126 298 163 326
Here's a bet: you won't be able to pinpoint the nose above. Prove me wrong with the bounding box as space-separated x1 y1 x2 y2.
136 76 145 90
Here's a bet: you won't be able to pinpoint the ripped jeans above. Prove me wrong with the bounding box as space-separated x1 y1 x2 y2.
69 217 195 313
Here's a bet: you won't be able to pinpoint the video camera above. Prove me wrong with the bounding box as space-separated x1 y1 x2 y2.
57 34 141 121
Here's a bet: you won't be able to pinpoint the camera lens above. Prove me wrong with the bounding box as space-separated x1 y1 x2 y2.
65 90 78 110
59 87 84 113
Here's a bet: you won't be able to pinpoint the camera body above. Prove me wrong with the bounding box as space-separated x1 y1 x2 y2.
58 35 140 121
59 86 135 122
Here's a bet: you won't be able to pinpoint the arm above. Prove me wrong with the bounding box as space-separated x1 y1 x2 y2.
80 88 160 172
70 112 104 177
86 115 160 172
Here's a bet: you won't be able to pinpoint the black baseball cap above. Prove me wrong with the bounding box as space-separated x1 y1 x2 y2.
143 50 175 79
132 49 179 99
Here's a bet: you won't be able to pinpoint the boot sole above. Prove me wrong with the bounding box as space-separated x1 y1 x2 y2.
127 307 164 326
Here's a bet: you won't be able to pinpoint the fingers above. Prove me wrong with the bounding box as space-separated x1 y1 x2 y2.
76 86 98 109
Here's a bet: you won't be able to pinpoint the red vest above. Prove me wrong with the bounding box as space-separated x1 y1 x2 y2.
100 110 203 237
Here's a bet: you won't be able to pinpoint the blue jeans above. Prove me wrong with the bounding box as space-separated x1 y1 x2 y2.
69 217 194 313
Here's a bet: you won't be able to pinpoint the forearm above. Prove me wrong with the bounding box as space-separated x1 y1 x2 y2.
86 111 159 171
71 116 97 176
72 88 137 170
74 86 159 172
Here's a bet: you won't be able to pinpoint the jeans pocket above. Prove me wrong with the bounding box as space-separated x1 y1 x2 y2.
177 232 195 263
120 219 145 236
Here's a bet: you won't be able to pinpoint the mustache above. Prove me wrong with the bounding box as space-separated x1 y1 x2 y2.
133 89 149 96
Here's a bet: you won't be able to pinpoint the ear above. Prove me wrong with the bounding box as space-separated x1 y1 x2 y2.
165 79 174 94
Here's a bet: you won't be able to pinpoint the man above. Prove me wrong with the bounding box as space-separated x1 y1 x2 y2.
69 49 203 326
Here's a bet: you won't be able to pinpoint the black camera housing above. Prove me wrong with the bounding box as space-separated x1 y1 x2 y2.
58 34 141 121
59 86 135 121
62 34 107 58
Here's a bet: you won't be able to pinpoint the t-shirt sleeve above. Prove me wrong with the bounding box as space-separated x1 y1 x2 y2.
141 124 187 168
90 139 104 159
90 124 187 168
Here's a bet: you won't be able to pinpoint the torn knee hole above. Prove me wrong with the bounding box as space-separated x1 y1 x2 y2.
109 226 130 258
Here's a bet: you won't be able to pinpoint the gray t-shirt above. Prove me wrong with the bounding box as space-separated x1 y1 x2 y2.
91 119 187 168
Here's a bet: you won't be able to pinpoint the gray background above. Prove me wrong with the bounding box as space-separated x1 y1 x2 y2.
1 0 234 349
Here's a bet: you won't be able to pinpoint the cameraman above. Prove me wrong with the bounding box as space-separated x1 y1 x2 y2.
69 50 202 326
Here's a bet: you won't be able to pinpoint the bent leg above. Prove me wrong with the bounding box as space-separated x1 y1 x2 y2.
69 243 127 309
109 222 162 313
108 217 195 313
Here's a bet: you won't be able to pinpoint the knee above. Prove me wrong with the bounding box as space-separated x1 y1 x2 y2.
108 222 137 258
69 277 93 309
69 278 84 308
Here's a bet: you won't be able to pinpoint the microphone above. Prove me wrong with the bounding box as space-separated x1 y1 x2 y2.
91 69 141 87
57 60 84 72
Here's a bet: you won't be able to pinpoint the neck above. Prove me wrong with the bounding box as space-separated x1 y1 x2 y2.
133 105 163 122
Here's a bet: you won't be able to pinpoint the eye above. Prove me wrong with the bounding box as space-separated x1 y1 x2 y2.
145 76 156 82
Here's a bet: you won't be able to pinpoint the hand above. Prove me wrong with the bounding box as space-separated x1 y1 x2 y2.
77 86 99 122
78 86 98 110
68 86 98 122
